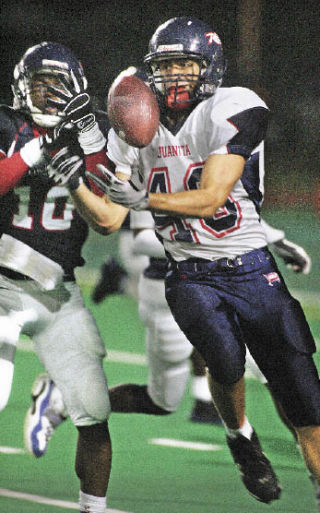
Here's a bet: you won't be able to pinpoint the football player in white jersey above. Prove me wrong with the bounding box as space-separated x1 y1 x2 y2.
29 16 320 508
82 17 320 505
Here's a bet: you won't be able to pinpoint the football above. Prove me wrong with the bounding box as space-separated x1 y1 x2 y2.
107 72 160 148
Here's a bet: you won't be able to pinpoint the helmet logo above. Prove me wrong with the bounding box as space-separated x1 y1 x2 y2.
157 44 183 52
205 32 222 45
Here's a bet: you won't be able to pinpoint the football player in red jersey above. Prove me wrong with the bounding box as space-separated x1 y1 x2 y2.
0 42 117 513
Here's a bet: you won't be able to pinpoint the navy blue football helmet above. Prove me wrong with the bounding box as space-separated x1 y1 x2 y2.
144 17 226 110
12 42 86 127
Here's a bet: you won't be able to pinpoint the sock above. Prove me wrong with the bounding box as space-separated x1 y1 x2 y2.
79 490 107 513
225 416 253 440
191 376 212 403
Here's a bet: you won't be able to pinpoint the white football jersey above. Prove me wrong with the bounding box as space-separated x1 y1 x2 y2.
107 86 269 261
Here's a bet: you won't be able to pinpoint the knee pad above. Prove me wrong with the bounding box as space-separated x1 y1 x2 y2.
147 357 191 412
144 309 193 364
49 369 111 427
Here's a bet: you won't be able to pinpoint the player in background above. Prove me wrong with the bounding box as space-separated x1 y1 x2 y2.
84 17 320 504
91 210 223 423
91 212 147 303
0 42 121 513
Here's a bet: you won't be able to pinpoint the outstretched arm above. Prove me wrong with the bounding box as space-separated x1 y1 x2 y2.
148 154 245 217
90 153 246 217
71 183 128 234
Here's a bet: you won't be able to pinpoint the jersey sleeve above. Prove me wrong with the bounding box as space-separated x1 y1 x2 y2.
208 87 269 159
260 219 285 244
106 128 140 176
0 106 30 195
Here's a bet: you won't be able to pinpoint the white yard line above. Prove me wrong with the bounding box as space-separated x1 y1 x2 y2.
149 438 222 451
0 446 25 454
0 488 132 513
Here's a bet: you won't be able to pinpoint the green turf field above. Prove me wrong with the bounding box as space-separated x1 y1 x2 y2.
1 207 320 512
1 287 320 513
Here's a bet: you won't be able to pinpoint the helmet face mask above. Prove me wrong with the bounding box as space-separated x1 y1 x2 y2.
144 17 226 112
150 57 205 110
12 42 86 128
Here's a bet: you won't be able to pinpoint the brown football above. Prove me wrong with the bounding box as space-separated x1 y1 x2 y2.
107 74 160 148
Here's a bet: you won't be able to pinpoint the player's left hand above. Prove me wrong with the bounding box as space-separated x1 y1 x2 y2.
86 164 149 210
47 147 83 191
47 70 95 133
271 238 311 274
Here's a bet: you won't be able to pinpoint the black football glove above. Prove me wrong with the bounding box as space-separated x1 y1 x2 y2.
271 238 311 274
47 147 83 191
47 70 95 133
40 121 76 152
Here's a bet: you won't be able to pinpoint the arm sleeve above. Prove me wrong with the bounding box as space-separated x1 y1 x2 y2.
0 152 29 196
84 149 113 197
107 128 139 176
261 218 285 244
209 88 269 159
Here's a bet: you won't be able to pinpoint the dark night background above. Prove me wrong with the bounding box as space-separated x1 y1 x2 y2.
0 0 319 202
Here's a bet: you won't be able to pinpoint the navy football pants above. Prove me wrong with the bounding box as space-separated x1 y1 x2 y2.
165 247 320 426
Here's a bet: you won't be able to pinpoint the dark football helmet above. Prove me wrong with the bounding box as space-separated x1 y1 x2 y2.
144 17 226 110
12 42 86 127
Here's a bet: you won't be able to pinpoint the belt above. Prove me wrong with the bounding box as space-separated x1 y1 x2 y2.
0 266 75 282
169 247 271 272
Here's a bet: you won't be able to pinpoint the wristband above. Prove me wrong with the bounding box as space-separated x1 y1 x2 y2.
20 138 46 168
78 122 106 154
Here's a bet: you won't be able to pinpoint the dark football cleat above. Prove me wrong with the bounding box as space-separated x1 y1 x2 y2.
226 430 282 504
190 399 223 425
92 258 128 303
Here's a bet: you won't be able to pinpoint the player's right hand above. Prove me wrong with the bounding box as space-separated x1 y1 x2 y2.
47 70 95 133
47 147 83 191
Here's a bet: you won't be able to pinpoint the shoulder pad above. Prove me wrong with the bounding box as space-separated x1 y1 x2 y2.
0 105 33 154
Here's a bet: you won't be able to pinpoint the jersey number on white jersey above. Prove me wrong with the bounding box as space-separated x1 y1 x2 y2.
149 164 241 242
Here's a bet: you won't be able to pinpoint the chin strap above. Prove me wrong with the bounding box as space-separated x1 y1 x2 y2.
166 86 191 110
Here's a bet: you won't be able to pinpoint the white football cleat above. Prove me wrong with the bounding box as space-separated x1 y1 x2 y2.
24 373 67 457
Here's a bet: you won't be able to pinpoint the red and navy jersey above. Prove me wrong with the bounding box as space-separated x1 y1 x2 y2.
0 105 109 274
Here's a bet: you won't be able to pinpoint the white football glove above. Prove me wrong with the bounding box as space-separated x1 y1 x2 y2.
270 238 311 274
86 164 149 210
